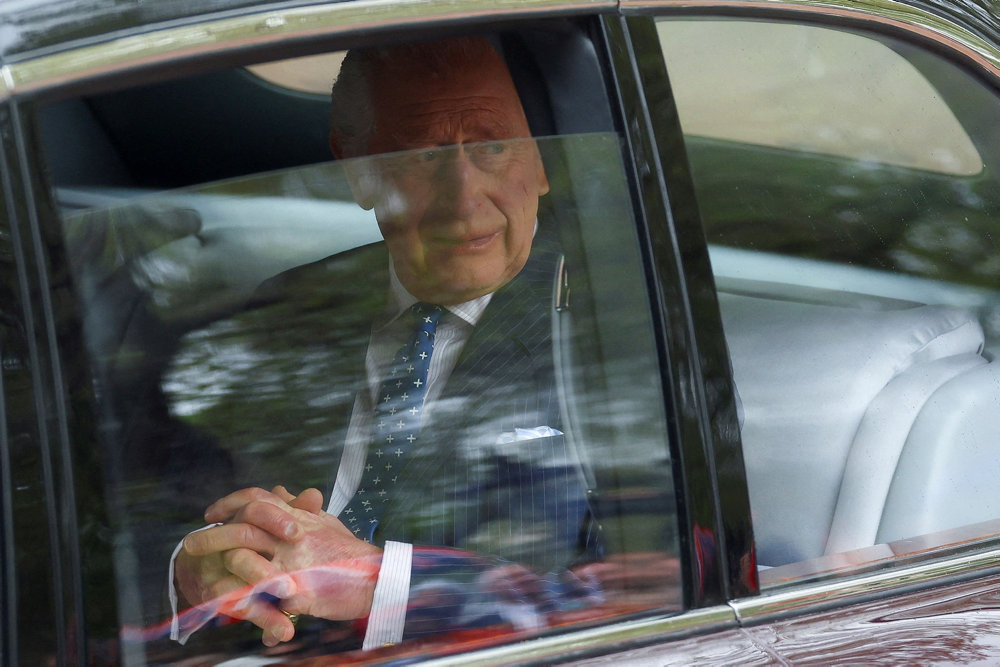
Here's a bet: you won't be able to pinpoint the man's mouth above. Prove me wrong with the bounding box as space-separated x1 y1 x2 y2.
438 230 501 252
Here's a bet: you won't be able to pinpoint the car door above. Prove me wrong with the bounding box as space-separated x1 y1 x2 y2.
0 2 756 663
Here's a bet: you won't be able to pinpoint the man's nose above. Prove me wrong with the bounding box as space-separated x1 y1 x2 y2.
435 148 483 217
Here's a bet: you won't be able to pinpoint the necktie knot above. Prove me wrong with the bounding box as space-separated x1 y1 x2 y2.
411 302 443 339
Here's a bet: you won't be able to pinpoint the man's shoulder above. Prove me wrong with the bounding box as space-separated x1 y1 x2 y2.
250 241 390 309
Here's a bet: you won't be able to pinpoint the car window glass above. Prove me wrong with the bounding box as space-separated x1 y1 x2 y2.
659 20 982 175
659 18 1000 580
39 36 682 662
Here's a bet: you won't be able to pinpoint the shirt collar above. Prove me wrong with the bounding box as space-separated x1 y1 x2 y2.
379 262 492 329
376 217 538 329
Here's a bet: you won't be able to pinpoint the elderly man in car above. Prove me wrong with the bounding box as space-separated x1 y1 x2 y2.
170 36 613 650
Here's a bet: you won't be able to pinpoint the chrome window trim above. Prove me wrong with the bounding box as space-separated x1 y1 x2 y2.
622 0 1000 78
0 0 614 102
423 606 736 666
437 550 1000 664
732 546 1000 623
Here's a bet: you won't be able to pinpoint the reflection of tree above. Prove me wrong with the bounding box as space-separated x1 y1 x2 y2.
691 138 1000 289
64 133 687 660
163 250 384 491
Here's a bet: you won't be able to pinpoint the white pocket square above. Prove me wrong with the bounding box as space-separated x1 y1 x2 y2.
495 426 563 445
493 426 570 466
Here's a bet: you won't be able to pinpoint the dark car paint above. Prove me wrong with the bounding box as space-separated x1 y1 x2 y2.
577 571 1000 665
0 0 313 59
1 0 998 61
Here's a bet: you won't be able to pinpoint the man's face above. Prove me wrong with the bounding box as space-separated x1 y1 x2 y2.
358 51 549 305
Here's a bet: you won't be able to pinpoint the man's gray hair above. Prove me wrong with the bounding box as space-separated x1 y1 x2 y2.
330 36 503 157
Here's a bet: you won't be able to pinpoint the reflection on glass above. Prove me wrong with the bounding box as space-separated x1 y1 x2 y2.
659 20 982 175
60 134 681 662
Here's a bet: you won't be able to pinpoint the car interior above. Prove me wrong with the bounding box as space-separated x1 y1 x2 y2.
669 22 1000 568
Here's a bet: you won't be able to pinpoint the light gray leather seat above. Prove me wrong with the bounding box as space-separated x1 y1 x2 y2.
875 360 1000 543
825 353 989 553
718 290 988 566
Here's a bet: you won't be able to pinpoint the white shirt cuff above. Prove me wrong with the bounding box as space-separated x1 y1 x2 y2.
169 523 221 643
362 540 412 650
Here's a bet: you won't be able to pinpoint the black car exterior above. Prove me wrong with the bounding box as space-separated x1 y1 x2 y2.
2 0 1000 664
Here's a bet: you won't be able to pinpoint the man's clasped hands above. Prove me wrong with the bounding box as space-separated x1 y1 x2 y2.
174 485 381 647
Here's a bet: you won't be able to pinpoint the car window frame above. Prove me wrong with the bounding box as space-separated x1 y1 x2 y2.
601 13 754 607
8 0 1000 661
0 2 753 664
0 97 100 664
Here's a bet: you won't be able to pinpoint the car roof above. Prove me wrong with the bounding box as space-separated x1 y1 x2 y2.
2 0 999 63
0 0 345 60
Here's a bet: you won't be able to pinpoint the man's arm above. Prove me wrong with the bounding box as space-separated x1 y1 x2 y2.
174 486 595 641
172 485 679 652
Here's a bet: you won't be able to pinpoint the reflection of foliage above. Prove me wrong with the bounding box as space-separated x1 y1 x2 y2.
892 217 1000 283
195 162 355 202
689 137 1000 289
164 248 384 491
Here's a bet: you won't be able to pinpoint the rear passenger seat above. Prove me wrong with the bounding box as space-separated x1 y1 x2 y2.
874 360 1000 544
717 286 995 566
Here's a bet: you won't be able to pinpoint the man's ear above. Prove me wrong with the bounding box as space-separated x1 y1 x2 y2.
330 132 377 210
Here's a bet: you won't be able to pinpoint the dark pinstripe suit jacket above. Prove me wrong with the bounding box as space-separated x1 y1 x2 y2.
248 220 596 575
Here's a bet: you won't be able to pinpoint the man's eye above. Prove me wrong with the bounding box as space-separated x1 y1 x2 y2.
419 150 439 162
482 143 504 155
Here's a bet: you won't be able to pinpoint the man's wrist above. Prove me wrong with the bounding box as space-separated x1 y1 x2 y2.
362 541 412 650
169 523 221 642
